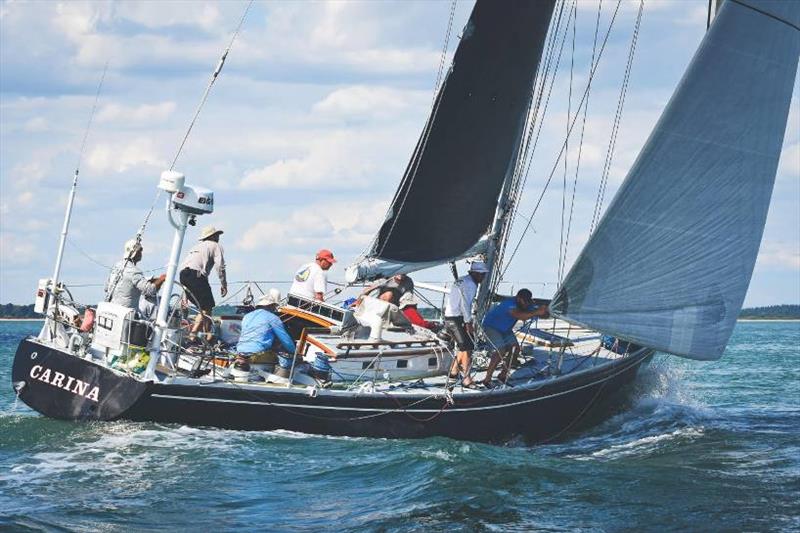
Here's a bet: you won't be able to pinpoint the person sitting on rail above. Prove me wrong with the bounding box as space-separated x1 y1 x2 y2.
234 289 295 372
398 292 436 330
481 288 549 387
359 273 414 306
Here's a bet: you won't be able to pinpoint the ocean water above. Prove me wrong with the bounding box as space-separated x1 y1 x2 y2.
1 320 798 532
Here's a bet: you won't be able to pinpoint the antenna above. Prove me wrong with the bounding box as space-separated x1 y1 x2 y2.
50 62 109 301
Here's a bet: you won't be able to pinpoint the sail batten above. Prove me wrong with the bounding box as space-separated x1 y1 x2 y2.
551 0 799 361
366 0 557 266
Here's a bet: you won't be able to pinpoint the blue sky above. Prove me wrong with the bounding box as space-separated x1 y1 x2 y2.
0 0 798 307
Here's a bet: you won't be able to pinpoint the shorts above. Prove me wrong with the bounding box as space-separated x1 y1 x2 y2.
444 316 474 351
484 327 518 351
180 268 215 312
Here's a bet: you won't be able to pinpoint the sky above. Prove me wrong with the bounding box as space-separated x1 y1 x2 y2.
0 0 798 307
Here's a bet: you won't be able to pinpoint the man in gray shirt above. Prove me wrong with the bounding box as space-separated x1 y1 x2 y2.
179 226 228 342
104 239 165 311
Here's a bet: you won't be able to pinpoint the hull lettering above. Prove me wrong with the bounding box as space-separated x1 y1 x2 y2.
28 364 100 402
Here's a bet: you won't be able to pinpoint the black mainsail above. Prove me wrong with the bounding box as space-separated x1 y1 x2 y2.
552 0 799 360
369 0 556 265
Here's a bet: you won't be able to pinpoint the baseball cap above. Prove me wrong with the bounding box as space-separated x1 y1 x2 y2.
316 249 337 263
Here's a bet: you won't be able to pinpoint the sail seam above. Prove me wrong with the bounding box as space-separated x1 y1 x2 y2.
728 0 800 32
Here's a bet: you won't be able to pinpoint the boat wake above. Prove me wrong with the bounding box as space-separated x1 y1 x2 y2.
547 355 715 461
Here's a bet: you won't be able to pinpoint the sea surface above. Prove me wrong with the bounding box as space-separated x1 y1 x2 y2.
1 320 798 532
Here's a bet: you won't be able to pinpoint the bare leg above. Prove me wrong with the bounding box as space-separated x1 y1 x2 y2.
459 351 473 386
483 351 502 384
497 346 514 382
189 312 204 340
448 350 474 385
449 351 463 377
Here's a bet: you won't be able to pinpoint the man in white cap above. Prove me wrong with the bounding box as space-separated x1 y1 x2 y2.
234 289 295 372
289 248 336 302
180 226 227 342
443 260 489 388
104 239 166 310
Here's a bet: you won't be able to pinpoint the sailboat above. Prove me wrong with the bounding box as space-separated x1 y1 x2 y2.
10 0 798 443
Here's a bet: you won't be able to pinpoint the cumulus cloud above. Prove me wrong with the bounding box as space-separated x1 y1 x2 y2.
22 117 49 132
777 142 799 181
96 102 176 124
313 85 428 121
239 131 379 190
757 241 800 270
0 233 39 266
237 200 387 252
87 138 167 174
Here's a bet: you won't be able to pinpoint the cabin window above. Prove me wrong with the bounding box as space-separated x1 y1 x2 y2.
428 357 437 367
361 361 374 370
396 359 408 369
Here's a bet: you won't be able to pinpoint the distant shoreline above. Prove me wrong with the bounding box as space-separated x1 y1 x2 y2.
737 318 800 322
0 318 44 322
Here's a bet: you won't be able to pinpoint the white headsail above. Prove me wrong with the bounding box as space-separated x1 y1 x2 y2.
551 0 800 360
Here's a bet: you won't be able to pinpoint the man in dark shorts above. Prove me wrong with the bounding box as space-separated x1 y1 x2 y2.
444 261 488 388
180 226 227 342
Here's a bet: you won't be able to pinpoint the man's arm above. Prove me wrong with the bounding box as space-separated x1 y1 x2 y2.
131 268 158 297
214 244 227 296
313 270 326 301
269 314 296 353
510 304 549 321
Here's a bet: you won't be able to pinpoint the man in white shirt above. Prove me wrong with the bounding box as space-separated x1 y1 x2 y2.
289 249 336 302
444 261 488 388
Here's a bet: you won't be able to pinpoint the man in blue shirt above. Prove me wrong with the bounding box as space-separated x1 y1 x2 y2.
234 290 296 372
481 289 549 386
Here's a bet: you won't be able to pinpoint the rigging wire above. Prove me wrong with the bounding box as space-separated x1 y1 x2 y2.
560 0 604 284
75 61 109 173
433 0 458 102
135 0 253 242
589 0 644 235
499 0 626 279
557 1 578 284
482 0 573 307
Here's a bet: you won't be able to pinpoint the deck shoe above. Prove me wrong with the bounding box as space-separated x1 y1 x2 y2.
233 359 251 372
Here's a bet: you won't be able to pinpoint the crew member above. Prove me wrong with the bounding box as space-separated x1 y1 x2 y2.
481 288 549 386
399 292 435 330
104 239 165 311
360 273 414 306
444 261 488 388
179 226 227 342
234 289 295 372
289 249 336 302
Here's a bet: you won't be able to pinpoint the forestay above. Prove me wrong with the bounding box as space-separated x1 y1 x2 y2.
551 0 800 360
369 0 556 265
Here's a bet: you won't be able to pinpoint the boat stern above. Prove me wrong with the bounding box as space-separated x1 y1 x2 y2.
11 337 148 421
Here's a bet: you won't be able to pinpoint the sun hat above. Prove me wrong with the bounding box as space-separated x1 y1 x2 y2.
469 261 489 273
316 249 337 263
199 226 223 241
257 288 282 307
123 239 143 259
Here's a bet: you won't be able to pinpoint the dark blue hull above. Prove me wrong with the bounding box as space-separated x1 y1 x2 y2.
12 337 653 443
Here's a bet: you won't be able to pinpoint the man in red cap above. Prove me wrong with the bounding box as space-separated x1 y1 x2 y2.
289 249 336 302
